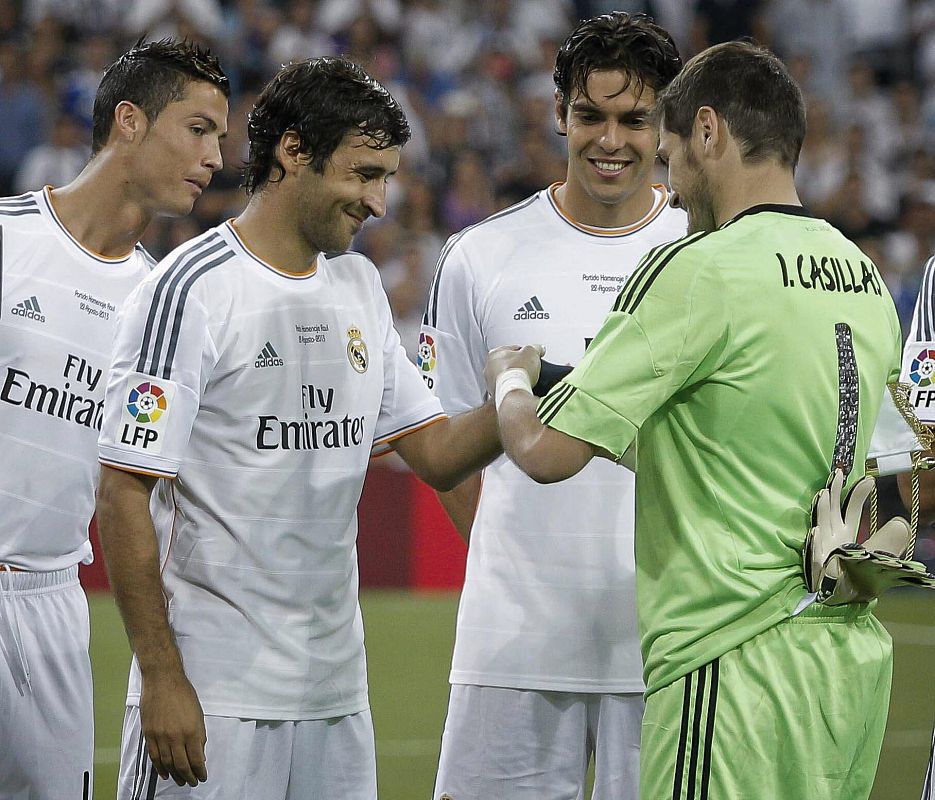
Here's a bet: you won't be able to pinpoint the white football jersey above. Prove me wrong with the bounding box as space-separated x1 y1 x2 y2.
99 222 444 719
901 255 935 423
420 184 686 693
0 188 152 571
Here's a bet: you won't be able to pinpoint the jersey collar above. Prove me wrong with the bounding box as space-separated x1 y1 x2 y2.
41 186 137 263
723 204 814 227
546 182 670 238
225 219 319 279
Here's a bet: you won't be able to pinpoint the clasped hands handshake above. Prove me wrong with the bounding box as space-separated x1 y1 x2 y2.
484 345 574 404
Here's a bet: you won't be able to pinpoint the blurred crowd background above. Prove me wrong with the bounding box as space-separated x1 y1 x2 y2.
3 0 934 354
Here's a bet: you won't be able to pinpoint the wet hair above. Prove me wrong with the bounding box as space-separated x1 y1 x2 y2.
91 38 229 155
553 12 682 118
243 57 411 195
656 40 806 168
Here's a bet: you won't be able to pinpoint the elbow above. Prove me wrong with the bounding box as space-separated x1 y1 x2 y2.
510 448 577 484
420 470 462 493
521 462 572 485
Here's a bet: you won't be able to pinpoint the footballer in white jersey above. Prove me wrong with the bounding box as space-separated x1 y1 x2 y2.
99 221 445 719
96 57 503 799
424 12 685 800
422 183 684 694
0 188 151 799
898 252 935 800
0 188 152 571
0 39 229 800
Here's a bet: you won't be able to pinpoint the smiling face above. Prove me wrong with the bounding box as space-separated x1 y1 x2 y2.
557 69 659 225
130 79 229 217
295 131 400 254
657 122 717 235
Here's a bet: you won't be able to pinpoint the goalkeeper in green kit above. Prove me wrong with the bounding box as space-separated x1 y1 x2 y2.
486 41 907 799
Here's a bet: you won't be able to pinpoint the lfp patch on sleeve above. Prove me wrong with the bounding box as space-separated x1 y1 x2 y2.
117 373 178 454
902 343 935 423
417 331 437 389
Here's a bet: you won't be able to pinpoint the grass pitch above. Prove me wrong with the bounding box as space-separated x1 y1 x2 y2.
90 590 934 799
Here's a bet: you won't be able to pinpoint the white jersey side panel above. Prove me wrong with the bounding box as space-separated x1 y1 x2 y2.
0 188 151 570
99 223 443 719
421 186 687 692
901 255 935 422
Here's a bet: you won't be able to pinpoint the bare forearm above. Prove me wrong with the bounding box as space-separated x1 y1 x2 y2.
498 390 595 483
437 474 482 543
96 468 184 680
394 402 501 491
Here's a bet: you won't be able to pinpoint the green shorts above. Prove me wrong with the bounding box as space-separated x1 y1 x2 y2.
641 602 892 800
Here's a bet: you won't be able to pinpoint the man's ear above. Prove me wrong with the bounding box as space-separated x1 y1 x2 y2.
554 89 567 136
275 130 311 176
694 106 721 155
113 101 147 143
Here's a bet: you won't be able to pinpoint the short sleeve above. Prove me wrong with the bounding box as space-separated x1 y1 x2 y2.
418 235 488 413
538 250 729 459
372 273 445 454
98 276 218 478
900 255 935 420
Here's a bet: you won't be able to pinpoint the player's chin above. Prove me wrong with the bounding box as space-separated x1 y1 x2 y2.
589 181 637 206
159 196 199 219
321 232 355 254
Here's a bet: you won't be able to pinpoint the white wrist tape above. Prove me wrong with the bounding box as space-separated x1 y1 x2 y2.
495 368 533 412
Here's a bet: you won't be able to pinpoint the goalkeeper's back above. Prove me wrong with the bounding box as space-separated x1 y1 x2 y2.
629 206 900 693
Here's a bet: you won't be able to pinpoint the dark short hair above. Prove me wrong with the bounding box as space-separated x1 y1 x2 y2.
91 39 229 155
243 57 411 195
656 40 806 168
553 12 682 118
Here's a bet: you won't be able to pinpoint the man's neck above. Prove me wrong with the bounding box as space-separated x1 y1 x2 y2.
49 153 152 258
553 180 656 230
233 192 320 275
713 165 802 228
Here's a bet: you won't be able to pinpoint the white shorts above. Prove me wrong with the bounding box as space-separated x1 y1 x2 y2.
0 566 93 800
434 685 643 800
117 705 377 800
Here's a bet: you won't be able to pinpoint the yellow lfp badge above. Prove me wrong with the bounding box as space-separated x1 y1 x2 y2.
347 326 368 373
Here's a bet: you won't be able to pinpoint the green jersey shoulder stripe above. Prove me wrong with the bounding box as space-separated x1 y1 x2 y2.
538 381 577 424
614 232 708 314
611 239 672 312
612 237 684 313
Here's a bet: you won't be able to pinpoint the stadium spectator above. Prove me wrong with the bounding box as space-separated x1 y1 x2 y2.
267 0 335 69
123 0 224 44
764 0 851 102
14 111 86 193
690 0 769 49
0 41 47 195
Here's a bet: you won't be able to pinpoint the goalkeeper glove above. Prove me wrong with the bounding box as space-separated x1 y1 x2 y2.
803 469 935 605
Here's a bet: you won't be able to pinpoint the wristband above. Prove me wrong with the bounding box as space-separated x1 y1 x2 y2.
495 368 533 412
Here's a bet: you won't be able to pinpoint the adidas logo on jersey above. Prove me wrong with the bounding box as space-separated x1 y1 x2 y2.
11 295 45 323
514 296 550 320
254 341 284 368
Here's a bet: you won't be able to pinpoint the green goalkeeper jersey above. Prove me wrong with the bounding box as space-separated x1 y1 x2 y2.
538 205 902 696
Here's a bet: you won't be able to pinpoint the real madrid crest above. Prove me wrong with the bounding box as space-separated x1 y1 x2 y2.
347 325 368 373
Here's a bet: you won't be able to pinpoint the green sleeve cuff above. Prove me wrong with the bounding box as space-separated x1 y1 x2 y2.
537 381 638 460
